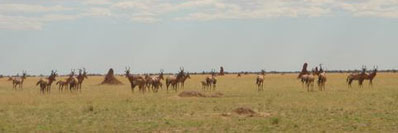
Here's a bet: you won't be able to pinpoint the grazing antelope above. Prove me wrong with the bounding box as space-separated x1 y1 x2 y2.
12 71 27 89
166 67 185 92
36 70 57 94
76 68 88 91
125 67 146 93
56 80 68 92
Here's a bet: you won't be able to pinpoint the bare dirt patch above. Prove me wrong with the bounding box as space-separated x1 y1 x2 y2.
178 91 224 98
220 107 271 117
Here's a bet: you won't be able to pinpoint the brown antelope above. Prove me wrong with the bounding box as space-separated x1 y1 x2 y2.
256 71 265 92
149 70 164 93
201 80 210 91
76 68 88 91
205 69 217 91
125 67 146 93
166 67 185 92
364 66 378 87
66 69 79 92
347 66 367 88
56 80 68 92
317 72 327 91
36 70 57 94
301 71 315 92
12 71 27 89
316 64 327 91
179 72 190 89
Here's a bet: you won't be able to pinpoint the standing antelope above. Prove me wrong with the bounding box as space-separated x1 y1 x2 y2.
201 80 210 91
166 67 185 92
364 66 378 87
347 66 367 88
56 80 68 92
179 72 190 89
76 68 88 91
301 71 315 92
317 72 327 91
66 69 79 92
149 70 164 93
12 71 27 89
125 67 146 93
256 70 265 92
36 70 57 94
205 69 217 91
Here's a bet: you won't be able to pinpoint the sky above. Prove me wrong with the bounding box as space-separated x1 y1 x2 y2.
0 0 398 75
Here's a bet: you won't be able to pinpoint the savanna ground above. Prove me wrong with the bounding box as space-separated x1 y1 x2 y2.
1 73 398 132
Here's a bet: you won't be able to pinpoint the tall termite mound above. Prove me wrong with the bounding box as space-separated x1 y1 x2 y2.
101 68 123 85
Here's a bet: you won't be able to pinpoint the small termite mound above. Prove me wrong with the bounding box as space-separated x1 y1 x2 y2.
101 68 123 85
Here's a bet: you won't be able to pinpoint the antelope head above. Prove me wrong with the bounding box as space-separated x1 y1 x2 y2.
125 67 131 77
180 67 185 74
185 72 191 79
22 70 27 79
83 68 88 79
373 66 378 73
261 69 266 76
70 69 76 77
361 65 367 73
159 69 164 80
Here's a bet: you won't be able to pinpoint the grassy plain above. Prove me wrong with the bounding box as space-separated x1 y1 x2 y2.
1 73 398 132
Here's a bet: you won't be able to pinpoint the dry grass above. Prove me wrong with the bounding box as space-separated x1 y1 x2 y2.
1 73 398 132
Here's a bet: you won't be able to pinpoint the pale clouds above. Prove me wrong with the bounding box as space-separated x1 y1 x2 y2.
0 0 398 30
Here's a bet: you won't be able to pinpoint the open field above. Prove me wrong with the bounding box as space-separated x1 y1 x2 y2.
1 73 398 132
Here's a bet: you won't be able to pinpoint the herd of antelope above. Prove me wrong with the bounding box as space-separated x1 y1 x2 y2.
4 63 379 94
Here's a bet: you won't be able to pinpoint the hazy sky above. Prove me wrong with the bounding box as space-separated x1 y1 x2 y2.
1 0 397 75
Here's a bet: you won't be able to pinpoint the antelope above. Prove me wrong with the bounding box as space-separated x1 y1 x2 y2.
56 80 68 92
76 68 88 91
12 71 27 89
347 66 367 88
364 66 378 87
205 69 217 91
149 70 164 93
301 71 315 92
36 70 57 94
201 81 210 91
179 72 191 89
125 67 146 93
298 63 311 88
66 69 79 92
317 72 327 91
166 67 185 92
256 73 265 92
